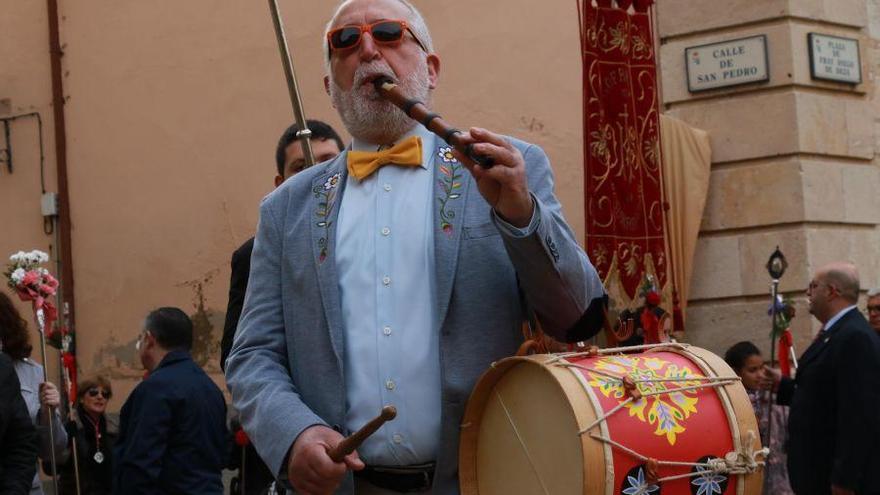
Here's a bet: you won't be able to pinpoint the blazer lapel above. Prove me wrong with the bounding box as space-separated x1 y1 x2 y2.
433 142 470 327
310 154 349 366
799 310 852 369
798 332 830 370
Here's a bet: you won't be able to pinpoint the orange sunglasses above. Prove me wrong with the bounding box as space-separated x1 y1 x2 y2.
327 19 427 54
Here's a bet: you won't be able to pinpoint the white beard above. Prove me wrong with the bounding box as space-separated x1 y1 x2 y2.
329 58 431 144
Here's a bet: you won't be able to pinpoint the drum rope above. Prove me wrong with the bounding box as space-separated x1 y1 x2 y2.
587 432 768 482
577 380 738 435
556 361 740 385
492 391 552 495
549 343 690 362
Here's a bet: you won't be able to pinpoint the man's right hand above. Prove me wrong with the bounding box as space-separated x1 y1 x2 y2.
762 365 782 391
288 425 365 495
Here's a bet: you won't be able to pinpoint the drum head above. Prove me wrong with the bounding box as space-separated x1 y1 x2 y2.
472 360 584 495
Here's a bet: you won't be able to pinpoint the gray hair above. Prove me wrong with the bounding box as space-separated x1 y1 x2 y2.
868 287 880 298
322 0 434 69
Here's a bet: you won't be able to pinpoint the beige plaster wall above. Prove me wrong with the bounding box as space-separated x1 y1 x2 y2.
2 1 586 409
0 0 63 379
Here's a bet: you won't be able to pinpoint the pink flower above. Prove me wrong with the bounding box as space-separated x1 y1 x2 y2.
44 274 59 288
21 270 40 286
39 284 56 296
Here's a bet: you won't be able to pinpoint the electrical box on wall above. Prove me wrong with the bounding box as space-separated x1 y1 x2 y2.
41 192 58 217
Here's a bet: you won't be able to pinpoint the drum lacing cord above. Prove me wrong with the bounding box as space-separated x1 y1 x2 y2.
548 342 691 362
586 431 769 483
556 361 740 385
576 379 739 435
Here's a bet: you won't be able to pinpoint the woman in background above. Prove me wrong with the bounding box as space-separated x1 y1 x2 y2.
0 292 68 495
58 376 117 495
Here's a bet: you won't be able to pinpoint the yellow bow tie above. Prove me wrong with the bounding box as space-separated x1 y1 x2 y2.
347 136 423 181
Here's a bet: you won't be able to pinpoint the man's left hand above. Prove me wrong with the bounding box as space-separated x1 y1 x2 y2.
453 127 534 227
831 485 854 495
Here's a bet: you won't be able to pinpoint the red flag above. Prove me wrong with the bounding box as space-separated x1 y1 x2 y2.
778 329 793 377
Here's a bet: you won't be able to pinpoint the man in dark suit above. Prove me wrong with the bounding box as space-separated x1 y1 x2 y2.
0 352 38 494
219 119 344 371
772 262 880 495
219 120 343 495
114 307 227 494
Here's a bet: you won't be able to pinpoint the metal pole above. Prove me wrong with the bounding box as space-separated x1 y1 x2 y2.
36 308 60 495
2 119 12 173
267 0 315 167
763 277 780 493
71 436 82 495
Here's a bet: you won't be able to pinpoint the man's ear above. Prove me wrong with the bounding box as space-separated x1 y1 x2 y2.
274 175 284 188
323 75 331 96
144 331 157 350
426 54 440 89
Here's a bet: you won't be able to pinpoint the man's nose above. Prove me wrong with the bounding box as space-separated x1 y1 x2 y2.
358 31 381 61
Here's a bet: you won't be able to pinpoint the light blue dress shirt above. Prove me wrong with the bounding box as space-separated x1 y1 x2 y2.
336 124 441 465
821 304 857 333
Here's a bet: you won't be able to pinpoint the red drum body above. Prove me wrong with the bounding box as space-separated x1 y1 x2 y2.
460 345 764 495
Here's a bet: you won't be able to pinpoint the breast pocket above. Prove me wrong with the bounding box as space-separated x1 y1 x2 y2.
462 222 500 240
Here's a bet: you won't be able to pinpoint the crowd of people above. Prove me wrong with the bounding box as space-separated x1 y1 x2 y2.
2 1 880 494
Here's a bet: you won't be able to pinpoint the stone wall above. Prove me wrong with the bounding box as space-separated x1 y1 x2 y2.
657 0 880 356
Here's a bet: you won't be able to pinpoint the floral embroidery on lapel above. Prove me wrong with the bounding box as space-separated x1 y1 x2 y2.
313 173 341 263
437 146 463 237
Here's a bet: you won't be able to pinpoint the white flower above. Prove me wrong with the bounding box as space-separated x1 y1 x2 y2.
10 268 26 284
437 147 458 163
32 250 49 263
10 251 27 263
323 173 341 191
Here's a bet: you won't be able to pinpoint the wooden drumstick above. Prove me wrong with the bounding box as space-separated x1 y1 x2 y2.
326 406 397 463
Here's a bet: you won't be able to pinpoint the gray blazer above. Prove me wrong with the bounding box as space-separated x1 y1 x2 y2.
226 136 606 494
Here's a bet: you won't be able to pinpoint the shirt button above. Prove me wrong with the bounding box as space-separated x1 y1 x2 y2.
383 183 392 192
381 227 391 236
392 433 403 444
382 276 391 286
385 380 396 390
383 326 392 336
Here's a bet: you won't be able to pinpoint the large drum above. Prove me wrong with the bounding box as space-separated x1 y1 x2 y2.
460 344 765 495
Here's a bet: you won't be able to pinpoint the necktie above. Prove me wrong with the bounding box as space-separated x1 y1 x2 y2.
346 136 423 181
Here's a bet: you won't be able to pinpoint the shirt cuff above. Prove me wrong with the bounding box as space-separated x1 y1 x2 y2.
492 194 540 238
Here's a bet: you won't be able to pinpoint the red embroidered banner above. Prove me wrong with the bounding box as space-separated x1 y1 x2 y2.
579 0 666 302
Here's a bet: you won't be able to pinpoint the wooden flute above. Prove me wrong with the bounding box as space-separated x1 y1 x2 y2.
372 77 495 168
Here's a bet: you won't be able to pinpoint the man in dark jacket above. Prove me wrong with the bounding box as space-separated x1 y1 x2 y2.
114 307 227 494
0 351 38 494
773 262 880 495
